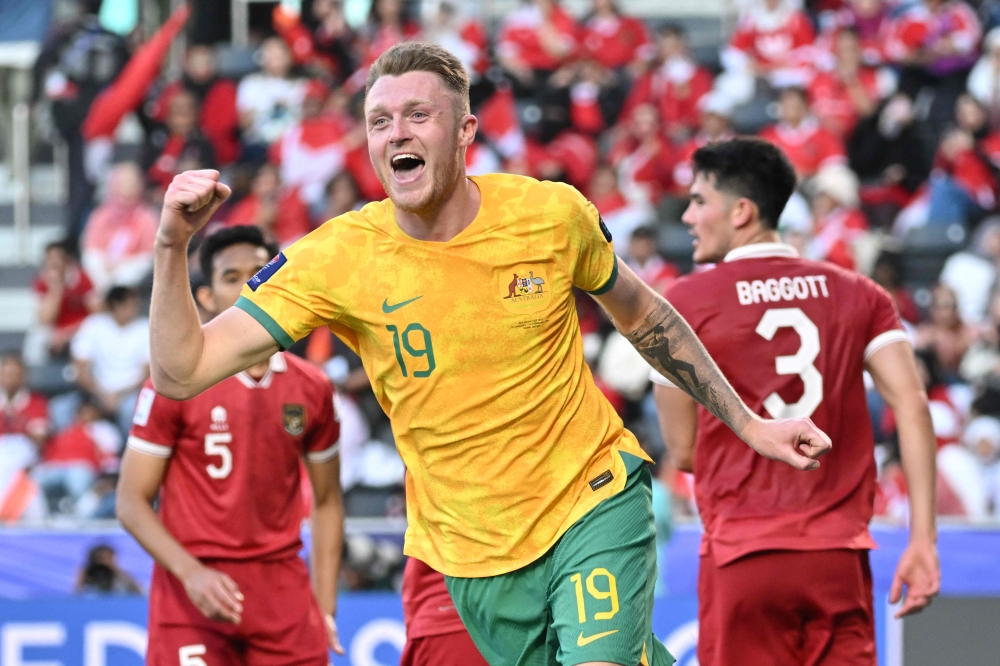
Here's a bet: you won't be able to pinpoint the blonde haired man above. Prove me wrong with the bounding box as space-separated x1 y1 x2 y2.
147 43 831 666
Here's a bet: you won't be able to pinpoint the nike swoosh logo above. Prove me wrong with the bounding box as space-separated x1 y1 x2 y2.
577 630 618 646
382 296 423 313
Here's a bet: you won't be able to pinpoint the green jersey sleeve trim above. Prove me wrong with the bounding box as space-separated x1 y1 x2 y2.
586 254 619 296
235 296 296 351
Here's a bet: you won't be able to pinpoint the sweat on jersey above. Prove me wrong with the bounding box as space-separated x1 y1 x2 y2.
235 173 652 578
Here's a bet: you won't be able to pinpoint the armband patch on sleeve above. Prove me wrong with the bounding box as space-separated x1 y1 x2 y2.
247 252 287 292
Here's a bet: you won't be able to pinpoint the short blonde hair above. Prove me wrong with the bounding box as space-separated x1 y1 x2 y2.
365 42 471 115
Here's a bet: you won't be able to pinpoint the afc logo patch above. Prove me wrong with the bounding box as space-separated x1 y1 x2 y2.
248 252 287 292
282 404 306 436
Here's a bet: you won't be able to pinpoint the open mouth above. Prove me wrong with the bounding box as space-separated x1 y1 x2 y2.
391 153 426 183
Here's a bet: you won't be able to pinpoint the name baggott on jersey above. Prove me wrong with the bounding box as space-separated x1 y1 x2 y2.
736 275 830 305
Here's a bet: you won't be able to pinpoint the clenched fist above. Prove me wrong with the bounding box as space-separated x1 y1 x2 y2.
157 170 232 248
742 416 833 471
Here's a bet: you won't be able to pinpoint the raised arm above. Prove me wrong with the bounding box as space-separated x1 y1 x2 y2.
865 340 940 617
151 170 278 399
591 261 831 470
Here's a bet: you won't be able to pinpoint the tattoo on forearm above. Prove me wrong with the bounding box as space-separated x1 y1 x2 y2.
626 301 750 436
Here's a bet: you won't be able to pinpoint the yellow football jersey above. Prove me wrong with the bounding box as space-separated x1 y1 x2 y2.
236 173 651 577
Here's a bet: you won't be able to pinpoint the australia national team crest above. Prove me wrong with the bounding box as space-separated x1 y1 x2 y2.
498 265 551 314
282 404 306 436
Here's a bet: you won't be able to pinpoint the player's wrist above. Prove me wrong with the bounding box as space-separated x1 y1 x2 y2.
908 529 937 546
174 558 205 583
155 228 193 251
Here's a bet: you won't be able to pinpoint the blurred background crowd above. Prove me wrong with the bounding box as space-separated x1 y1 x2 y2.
3 0 1000 591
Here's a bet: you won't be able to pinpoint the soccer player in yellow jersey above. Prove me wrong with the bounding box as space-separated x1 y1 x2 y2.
149 43 831 666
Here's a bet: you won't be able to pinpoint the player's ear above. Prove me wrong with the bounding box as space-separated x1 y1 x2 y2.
457 113 478 148
731 197 756 230
195 284 214 312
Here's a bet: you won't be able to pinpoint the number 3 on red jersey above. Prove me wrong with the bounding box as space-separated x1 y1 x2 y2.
755 307 822 420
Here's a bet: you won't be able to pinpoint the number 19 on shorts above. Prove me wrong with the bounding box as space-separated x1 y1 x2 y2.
570 568 620 623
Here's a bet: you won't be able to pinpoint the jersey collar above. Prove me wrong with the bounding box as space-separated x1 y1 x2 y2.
723 243 799 263
235 353 287 389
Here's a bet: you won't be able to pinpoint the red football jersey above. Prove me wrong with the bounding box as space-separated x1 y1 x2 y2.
759 119 846 178
402 557 466 639
653 243 906 566
128 353 339 561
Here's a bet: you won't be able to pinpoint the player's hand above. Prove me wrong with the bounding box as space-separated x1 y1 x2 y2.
890 539 940 618
157 170 232 248
182 565 244 623
325 614 345 655
742 417 832 471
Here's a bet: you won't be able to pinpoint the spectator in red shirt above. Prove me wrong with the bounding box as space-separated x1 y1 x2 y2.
32 397 121 512
29 242 100 364
143 89 217 194
0 355 49 446
625 226 679 295
273 0 360 84
497 0 578 96
808 163 869 269
423 1 491 96
223 163 313 248
0 355 49 523
587 164 653 244
274 80 351 211
924 127 997 228
349 0 422 91
884 0 982 130
718 0 816 104
816 0 890 66
81 162 159 293
150 46 241 167
608 103 675 206
672 93 736 194
809 27 896 139
760 86 847 179
554 59 625 137
578 0 653 73
622 24 715 143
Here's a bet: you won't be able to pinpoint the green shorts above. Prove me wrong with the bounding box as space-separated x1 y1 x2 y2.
445 458 676 666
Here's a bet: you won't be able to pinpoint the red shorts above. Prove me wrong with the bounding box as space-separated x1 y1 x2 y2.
698 549 875 666
399 629 489 666
147 557 328 666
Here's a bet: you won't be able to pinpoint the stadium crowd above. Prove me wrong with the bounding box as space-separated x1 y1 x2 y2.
3 0 1000 584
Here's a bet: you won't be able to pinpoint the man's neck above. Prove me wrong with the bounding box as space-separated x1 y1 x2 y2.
395 176 481 242
730 228 782 253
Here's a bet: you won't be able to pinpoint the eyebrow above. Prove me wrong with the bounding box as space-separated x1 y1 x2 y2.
366 99 436 117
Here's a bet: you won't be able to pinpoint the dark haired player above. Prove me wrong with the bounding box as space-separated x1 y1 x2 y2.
116 226 344 665
652 138 940 665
